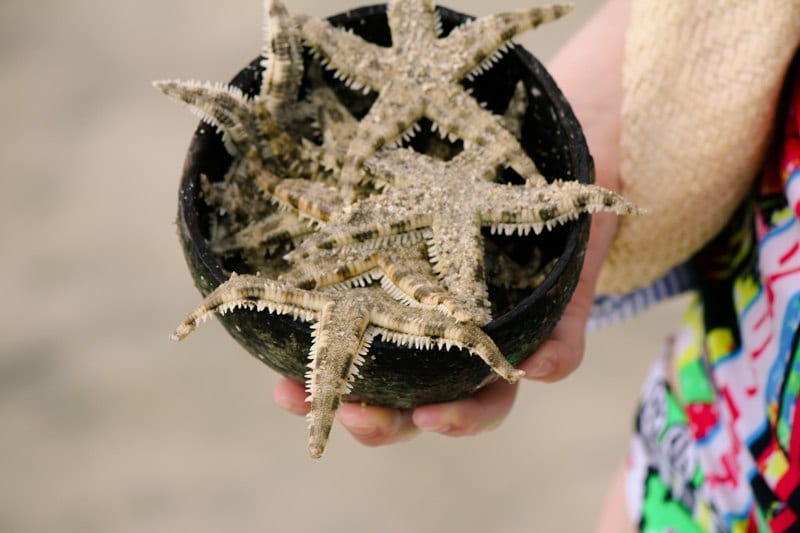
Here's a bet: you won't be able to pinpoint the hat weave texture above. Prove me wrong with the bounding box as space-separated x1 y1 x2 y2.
597 0 800 295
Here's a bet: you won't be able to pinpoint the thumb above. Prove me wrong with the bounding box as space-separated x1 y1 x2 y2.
522 211 618 382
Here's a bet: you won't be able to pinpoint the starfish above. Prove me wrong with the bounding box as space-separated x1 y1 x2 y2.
154 21 368 256
291 134 639 324
258 0 305 126
279 240 481 322
152 77 325 183
297 0 572 195
257 82 534 322
154 0 308 154
243 147 482 321
206 210 310 255
171 274 524 457
152 0 331 262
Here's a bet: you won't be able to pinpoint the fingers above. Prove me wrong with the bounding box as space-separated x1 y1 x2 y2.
518 253 592 382
274 375 519 443
273 376 310 415
274 377 419 446
336 379 518 442
521 311 586 382
337 403 419 447
522 211 619 383
412 379 519 436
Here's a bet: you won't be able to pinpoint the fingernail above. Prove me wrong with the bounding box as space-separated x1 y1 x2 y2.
347 423 380 438
337 407 382 438
414 410 452 433
527 357 555 379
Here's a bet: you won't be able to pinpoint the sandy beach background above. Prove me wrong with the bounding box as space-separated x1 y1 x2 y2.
1 1 688 531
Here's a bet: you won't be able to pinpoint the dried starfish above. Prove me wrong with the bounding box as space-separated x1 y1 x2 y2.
155 51 362 255
280 241 479 322
205 81 363 253
171 274 524 457
258 0 304 126
153 0 324 258
297 0 572 195
153 78 323 181
207 210 311 255
155 0 307 154
263 82 534 322
291 138 638 324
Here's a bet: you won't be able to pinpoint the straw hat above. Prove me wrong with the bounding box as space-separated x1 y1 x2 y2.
596 0 800 296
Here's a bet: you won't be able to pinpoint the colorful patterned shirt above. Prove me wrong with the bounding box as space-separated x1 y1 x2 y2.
624 58 800 532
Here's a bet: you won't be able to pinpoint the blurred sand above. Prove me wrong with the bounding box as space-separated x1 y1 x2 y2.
0 1 687 531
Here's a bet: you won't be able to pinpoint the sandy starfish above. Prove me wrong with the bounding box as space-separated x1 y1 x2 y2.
291 134 638 325
297 0 572 196
258 0 304 126
155 49 365 255
261 82 534 322
154 0 308 153
279 241 481 322
153 77 324 180
246 156 480 321
206 210 310 255
170 274 524 457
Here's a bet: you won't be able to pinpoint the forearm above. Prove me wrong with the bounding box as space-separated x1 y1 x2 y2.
541 0 632 310
548 0 630 193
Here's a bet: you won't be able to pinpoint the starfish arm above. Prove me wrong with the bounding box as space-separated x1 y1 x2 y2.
499 81 528 140
480 180 640 236
426 85 546 185
374 246 479 323
444 4 574 81
311 86 358 150
297 14 387 91
243 148 285 195
447 146 507 184
368 290 523 382
250 104 327 180
489 252 559 291
279 247 381 290
281 240 476 322
386 0 438 50
441 83 530 182
271 178 344 222
292 187 432 257
209 211 312 254
308 85 359 171
169 274 326 341
427 213 493 325
153 79 257 156
340 81 426 188
259 0 304 115
199 172 248 219
364 146 442 188
305 298 371 458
